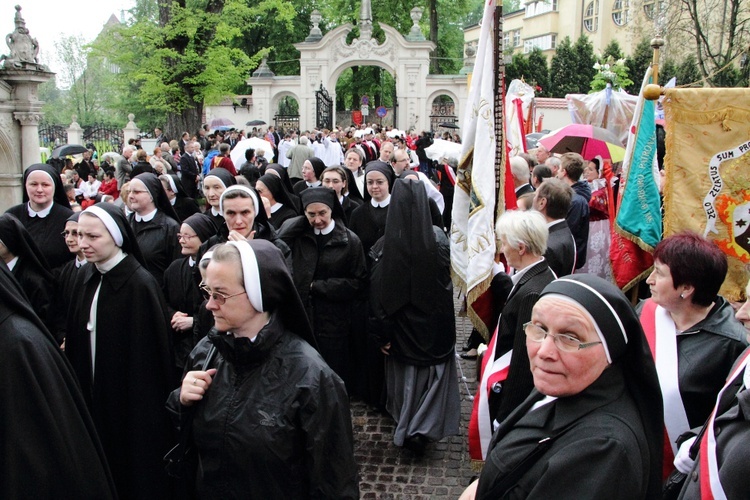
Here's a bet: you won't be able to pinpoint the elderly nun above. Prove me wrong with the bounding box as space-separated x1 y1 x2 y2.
461 274 663 500
167 239 358 498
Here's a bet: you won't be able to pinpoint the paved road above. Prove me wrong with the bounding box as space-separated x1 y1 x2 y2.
352 308 480 499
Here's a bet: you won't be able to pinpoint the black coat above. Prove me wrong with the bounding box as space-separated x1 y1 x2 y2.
489 259 556 424
6 202 75 269
51 259 86 343
10 258 54 334
166 316 359 499
268 204 298 229
173 196 200 223
131 161 155 178
349 202 389 257
341 195 361 225
129 210 182 286
163 257 203 371
567 181 591 269
545 220 577 277
66 254 174 500
477 366 651 499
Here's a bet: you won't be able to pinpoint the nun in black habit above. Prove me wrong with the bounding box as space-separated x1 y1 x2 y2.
293 156 326 196
66 203 174 500
202 167 237 233
163 213 218 373
51 212 88 343
462 275 663 500
369 178 460 454
349 161 396 257
161 173 200 222
5 163 75 269
266 163 302 213
127 172 182 286
0 213 55 334
256 173 299 229
0 259 117 500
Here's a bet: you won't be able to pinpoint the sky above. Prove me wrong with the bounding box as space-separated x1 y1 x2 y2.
0 0 135 76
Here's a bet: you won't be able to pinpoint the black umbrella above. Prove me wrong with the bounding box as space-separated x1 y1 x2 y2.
246 120 267 126
51 144 88 158
439 122 459 129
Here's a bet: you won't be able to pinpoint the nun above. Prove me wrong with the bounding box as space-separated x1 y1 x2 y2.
293 157 326 196
202 167 237 231
266 162 302 213
368 178 460 455
166 240 359 498
460 275 663 500
51 212 88 343
5 163 75 269
278 187 368 390
322 166 362 225
255 173 299 229
66 203 174 500
349 161 396 256
0 213 55 334
127 172 182 286
0 260 116 499
160 173 200 222
163 213 218 373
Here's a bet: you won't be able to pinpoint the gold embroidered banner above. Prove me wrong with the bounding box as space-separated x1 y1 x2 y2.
663 88 750 301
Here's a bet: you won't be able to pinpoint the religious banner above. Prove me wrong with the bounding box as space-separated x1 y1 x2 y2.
662 87 750 301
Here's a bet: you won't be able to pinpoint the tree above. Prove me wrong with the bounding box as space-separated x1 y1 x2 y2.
660 58 678 83
525 48 549 97
601 40 624 61
548 36 580 97
505 53 530 87
624 38 653 94
675 53 704 86
573 35 597 94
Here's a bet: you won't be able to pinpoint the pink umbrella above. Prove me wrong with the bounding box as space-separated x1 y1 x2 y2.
539 124 625 162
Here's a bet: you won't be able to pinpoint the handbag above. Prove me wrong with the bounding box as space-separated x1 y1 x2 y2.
164 344 217 478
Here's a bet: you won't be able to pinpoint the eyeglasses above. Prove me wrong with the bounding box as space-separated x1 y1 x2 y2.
130 189 149 195
61 230 79 238
200 285 246 305
177 233 199 241
523 322 603 352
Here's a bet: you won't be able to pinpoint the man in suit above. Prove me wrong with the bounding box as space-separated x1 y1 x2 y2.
179 141 200 198
511 156 534 198
557 152 590 269
533 178 576 277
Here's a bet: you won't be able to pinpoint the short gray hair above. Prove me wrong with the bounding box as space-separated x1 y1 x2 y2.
510 156 530 181
495 209 548 256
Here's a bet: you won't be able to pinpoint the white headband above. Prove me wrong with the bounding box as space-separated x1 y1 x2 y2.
220 185 259 216
165 175 178 194
206 174 227 190
84 205 124 247
228 241 263 312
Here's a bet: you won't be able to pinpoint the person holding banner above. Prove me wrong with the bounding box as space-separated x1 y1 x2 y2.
676 280 750 499
639 232 747 479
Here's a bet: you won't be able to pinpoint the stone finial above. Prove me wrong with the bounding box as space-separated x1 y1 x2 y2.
358 0 373 41
1 5 47 70
460 43 477 75
405 7 425 41
252 58 275 77
305 10 323 42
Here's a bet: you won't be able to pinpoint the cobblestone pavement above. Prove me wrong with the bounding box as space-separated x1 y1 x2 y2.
352 306 479 499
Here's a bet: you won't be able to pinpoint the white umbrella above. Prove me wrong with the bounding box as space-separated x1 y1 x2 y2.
231 138 275 171
424 138 462 162
386 129 404 138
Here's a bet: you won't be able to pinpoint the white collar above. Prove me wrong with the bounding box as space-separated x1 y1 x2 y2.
314 219 336 235
371 195 391 208
547 219 565 228
75 256 87 268
6 256 18 271
270 202 283 214
339 195 345 204
210 206 221 217
169 197 176 205
27 202 53 218
514 183 531 194
511 257 544 285
135 208 158 222
188 257 196 267
124 206 133 217
306 180 322 188
95 249 127 273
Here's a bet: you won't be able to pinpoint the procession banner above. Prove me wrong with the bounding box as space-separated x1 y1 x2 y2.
611 66 659 290
662 87 750 301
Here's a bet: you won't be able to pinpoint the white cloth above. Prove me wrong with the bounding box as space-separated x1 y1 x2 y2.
314 220 335 235
88 249 127 377
5 256 18 271
27 202 53 218
371 195 391 208
134 208 158 222
414 171 445 213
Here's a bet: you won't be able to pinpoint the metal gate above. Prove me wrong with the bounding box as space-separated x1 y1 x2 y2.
83 123 124 153
38 123 68 149
315 84 333 131
429 97 457 133
274 115 300 133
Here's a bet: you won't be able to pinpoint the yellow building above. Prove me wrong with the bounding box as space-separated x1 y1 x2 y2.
464 0 670 61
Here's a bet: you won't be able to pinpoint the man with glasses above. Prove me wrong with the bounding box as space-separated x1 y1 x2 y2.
391 149 445 217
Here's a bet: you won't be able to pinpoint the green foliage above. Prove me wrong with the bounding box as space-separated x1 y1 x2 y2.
601 40 624 61
675 54 702 87
573 35 596 94
624 38 652 94
335 67 395 111
505 52 530 87
525 48 549 97
548 36 579 97
590 57 633 92
660 58 677 84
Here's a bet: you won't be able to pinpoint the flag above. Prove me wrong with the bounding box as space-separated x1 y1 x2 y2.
450 0 507 337
662 87 750 301
610 65 660 290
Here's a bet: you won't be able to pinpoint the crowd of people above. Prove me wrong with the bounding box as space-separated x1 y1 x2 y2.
2 121 750 499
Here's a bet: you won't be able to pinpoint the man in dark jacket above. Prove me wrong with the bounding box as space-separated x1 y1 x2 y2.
533 178 576 277
557 152 590 269
178 141 200 198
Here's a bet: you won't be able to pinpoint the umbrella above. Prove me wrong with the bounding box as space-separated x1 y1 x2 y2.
209 117 234 130
51 144 88 158
439 122 460 129
230 137 275 171
538 124 626 162
246 120 267 126
424 138 462 162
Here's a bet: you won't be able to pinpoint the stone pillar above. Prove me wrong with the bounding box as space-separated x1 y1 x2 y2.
123 113 139 145
13 111 42 167
67 114 83 144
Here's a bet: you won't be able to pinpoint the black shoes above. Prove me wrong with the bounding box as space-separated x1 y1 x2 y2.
403 434 428 456
460 349 478 360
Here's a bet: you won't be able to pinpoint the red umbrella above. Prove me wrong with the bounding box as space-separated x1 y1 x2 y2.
209 117 234 130
539 124 625 162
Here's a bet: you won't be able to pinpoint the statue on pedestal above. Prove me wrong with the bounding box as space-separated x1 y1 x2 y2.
1 5 46 70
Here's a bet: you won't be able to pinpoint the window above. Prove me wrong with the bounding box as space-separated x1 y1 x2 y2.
513 30 522 47
583 1 599 32
504 31 510 50
612 0 630 25
525 0 558 17
523 34 557 53
643 0 665 19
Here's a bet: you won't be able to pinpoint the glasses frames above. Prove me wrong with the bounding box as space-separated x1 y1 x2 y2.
523 322 603 352
200 285 246 305
177 233 199 241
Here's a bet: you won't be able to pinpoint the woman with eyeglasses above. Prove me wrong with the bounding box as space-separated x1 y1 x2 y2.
51 212 88 344
461 274 663 499
163 213 218 375
167 240 359 498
